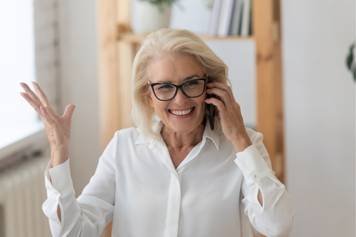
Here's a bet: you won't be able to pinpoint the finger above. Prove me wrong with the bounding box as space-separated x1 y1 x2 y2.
20 82 42 106
21 92 54 127
32 81 50 107
37 106 53 128
62 104 76 122
40 106 57 128
20 91 55 128
206 88 231 105
32 81 59 116
207 81 231 90
20 92 41 113
207 82 234 98
207 81 230 90
40 106 57 125
205 97 226 114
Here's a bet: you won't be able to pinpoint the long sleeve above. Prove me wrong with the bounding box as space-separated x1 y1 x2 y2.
234 131 294 237
41 132 118 237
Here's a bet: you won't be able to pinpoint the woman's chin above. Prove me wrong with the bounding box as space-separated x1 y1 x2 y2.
164 119 204 134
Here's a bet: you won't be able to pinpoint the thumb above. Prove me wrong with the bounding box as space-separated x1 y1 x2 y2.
63 104 76 122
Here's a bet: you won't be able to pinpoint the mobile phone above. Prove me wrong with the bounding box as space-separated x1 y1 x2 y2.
206 77 217 130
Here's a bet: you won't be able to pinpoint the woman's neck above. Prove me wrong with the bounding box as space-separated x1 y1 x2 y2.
161 123 205 151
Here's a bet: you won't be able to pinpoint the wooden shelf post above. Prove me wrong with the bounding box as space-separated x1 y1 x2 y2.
253 0 285 181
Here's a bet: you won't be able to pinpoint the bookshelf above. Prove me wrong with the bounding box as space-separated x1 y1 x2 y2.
98 0 284 180
98 5 283 236
117 31 255 44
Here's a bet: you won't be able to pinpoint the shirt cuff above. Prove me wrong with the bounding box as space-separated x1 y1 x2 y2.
234 145 274 183
45 159 75 196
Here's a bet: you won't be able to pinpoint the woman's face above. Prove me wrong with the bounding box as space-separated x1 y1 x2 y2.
146 53 207 134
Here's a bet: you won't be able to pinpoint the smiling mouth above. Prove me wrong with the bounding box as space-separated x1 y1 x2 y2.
168 107 195 116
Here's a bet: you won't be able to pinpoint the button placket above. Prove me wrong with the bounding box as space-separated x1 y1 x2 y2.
164 173 181 237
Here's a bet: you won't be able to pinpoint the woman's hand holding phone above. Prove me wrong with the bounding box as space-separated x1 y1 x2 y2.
205 80 252 152
20 82 75 167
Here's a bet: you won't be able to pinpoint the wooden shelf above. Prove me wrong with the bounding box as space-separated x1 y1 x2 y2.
117 31 255 44
116 23 255 43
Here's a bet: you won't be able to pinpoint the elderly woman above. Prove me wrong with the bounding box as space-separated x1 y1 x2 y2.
20 28 293 237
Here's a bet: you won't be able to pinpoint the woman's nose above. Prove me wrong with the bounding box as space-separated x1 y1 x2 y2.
173 88 188 104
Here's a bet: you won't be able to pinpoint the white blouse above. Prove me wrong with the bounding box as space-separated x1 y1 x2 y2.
42 123 294 237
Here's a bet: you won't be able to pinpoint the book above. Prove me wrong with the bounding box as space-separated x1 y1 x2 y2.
241 0 251 36
229 0 243 35
208 0 222 35
217 0 235 36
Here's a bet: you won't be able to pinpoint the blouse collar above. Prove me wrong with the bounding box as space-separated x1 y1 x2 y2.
135 120 220 150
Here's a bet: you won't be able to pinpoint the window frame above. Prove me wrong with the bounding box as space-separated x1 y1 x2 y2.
0 0 60 164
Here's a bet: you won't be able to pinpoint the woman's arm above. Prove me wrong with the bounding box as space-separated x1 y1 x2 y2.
20 82 75 166
235 130 294 237
20 82 116 236
42 132 118 237
204 79 294 236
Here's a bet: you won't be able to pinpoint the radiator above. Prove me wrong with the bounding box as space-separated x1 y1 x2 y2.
0 155 51 237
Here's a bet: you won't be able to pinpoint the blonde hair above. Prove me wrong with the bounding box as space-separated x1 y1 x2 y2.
131 28 229 139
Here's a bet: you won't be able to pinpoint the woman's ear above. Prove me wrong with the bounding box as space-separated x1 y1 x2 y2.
146 92 154 108
143 85 154 108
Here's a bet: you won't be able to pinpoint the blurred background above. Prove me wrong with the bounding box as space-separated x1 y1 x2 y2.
0 0 355 236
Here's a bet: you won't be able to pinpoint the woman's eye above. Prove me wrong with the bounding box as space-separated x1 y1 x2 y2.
186 80 199 86
158 84 174 90
184 80 202 88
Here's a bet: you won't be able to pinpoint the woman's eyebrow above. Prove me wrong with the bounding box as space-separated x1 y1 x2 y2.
182 74 201 81
156 74 202 83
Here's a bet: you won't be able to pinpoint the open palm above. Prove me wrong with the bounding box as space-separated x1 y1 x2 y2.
20 82 75 165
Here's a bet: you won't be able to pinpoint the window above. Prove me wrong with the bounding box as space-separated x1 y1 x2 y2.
0 0 59 160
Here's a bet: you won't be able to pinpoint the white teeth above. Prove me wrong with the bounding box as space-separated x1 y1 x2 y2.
170 108 193 116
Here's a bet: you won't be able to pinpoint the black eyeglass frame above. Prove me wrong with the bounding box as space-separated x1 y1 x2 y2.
149 76 209 101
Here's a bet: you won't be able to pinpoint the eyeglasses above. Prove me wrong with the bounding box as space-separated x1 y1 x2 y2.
149 76 208 101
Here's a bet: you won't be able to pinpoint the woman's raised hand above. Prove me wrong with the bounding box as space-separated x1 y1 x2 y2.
20 81 76 167
205 81 252 152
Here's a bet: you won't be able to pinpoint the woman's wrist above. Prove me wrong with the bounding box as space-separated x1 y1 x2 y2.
50 146 69 167
232 134 252 153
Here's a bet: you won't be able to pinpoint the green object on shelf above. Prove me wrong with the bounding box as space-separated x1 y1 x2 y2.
138 0 178 13
346 42 356 82
139 0 177 6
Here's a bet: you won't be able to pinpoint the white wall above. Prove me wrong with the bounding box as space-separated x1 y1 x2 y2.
57 0 100 192
282 1 355 236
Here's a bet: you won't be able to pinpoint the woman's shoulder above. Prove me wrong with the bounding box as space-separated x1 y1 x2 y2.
113 127 141 142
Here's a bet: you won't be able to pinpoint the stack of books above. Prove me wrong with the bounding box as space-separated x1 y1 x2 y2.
208 0 252 36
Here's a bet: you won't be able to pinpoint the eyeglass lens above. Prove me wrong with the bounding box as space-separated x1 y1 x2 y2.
152 79 206 101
